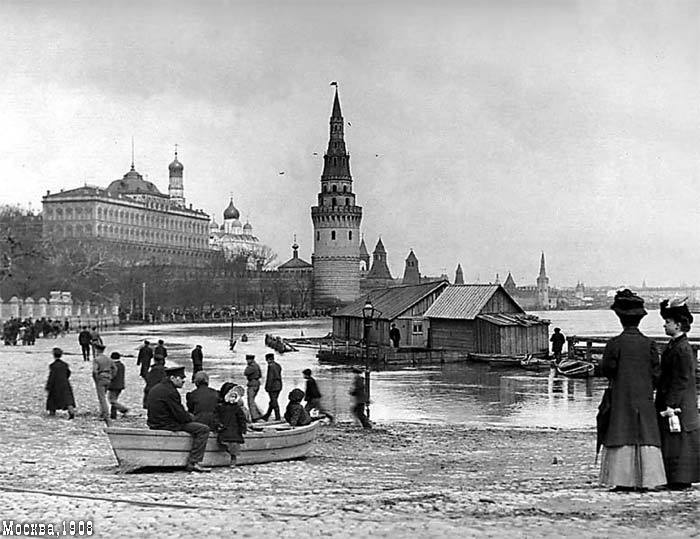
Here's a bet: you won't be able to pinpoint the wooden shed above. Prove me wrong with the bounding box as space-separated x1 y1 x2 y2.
423 284 550 356
332 280 449 347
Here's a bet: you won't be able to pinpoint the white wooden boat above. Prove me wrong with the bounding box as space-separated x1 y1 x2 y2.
555 359 594 378
104 421 320 470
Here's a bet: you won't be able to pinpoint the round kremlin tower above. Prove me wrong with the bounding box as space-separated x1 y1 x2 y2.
311 87 363 308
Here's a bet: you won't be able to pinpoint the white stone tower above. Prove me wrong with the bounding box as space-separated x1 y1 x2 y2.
311 87 362 308
168 146 185 206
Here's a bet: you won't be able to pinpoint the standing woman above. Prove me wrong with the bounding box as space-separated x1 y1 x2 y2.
45 347 76 419
657 299 700 490
599 289 666 491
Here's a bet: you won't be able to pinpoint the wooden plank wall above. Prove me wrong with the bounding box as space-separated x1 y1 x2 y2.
429 319 476 351
475 319 501 354
499 325 550 355
481 289 523 314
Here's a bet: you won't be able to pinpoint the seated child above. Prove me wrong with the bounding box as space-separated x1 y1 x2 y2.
284 388 312 427
214 382 248 465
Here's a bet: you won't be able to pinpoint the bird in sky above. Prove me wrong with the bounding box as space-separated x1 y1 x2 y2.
375 154 381 158
312 152 318 156
347 122 352 126
279 171 285 175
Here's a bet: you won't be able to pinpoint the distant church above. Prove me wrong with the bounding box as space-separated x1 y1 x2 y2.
503 252 552 310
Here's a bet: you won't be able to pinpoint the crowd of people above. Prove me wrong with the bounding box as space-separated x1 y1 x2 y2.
3 317 69 345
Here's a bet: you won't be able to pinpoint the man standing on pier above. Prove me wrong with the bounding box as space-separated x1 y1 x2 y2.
190 344 204 382
389 323 401 349
137 339 153 379
550 327 566 362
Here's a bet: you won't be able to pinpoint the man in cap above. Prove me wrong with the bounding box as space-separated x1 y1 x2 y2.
303 368 334 423
137 339 153 380
261 353 283 422
186 371 219 429
108 352 128 419
349 367 371 429
153 339 168 363
550 327 566 362
146 366 211 473
92 342 116 424
243 354 263 421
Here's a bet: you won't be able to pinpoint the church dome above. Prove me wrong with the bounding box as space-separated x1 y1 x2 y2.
223 198 240 220
243 221 252 231
169 153 184 174
107 165 162 196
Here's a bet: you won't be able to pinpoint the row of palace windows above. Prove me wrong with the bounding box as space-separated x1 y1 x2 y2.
322 184 350 194
45 206 207 234
47 224 207 247
316 230 353 241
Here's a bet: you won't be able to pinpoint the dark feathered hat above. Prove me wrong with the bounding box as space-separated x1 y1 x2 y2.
288 388 305 403
610 289 647 317
660 298 693 326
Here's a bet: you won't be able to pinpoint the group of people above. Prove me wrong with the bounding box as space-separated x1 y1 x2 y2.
4 317 68 346
598 289 700 492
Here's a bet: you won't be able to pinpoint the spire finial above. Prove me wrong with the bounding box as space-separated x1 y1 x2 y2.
174 143 178 158
131 136 135 170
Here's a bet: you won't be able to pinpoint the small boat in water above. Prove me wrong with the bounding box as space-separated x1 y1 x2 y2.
104 422 319 471
265 334 298 354
555 359 594 378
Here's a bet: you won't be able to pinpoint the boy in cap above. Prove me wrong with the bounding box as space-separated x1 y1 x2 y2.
108 352 128 419
146 366 211 473
303 369 334 423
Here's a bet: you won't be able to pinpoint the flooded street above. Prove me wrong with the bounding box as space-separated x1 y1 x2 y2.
110 314 611 429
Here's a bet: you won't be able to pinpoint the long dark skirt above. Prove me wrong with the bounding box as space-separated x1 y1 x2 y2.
661 428 700 484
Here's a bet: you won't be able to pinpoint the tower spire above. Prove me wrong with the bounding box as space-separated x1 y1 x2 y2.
131 136 135 170
539 251 547 278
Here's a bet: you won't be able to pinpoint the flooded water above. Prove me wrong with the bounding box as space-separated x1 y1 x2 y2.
109 310 649 430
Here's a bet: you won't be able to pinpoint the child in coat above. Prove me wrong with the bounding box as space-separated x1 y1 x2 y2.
284 388 312 427
214 382 248 465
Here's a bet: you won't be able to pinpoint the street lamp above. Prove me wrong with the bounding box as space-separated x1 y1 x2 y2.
362 299 381 419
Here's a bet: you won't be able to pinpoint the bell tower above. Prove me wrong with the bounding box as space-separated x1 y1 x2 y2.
311 86 363 307
168 145 185 206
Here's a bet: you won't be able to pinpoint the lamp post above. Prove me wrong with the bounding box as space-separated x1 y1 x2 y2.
362 300 381 420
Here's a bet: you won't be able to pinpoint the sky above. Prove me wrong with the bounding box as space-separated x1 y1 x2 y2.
1 0 699 288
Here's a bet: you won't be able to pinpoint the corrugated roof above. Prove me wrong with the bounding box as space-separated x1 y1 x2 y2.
477 313 549 327
333 280 449 320
423 284 523 319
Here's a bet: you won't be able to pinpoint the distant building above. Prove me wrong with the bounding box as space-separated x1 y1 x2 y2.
41 150 214 269
209 198 274 269
277 237 313 310
362 238 395 292
454 264 464 285
505 253 553 310
311 87 363 308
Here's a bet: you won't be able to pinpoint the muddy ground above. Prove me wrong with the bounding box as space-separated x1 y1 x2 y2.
0 336 697 538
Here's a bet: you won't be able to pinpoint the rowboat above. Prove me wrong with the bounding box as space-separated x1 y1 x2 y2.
470 353 528 367
265 334 298 354
104 421 320 470
555 359 594 378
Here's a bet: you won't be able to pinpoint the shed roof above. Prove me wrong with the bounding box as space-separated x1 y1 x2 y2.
423 284 523 320
333 280 448 321
477 313 549 327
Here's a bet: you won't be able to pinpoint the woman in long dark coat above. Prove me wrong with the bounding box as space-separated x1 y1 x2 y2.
599 289 666 491
45 347 76 419
657 299 700 490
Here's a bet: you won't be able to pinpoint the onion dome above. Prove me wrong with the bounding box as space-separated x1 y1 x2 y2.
243 221 252 232
223 198 240 220
168 151 184 175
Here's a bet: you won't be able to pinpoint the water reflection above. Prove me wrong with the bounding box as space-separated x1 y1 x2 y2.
113 320 604 429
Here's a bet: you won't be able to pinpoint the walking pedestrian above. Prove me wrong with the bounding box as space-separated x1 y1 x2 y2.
349 367 372 429
108 352 129 419
190 344 204 382
598 289 665 491
243 354 263 421
550 327 566 362
78 327 92 362
45 347 75 419
302 368 334 423
137 339 153 379
656 298 700 490
154 339 167 363
89 326 103 360
92 342 116 424
261 353 282 422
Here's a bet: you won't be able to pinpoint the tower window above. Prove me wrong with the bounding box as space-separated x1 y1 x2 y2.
323 185 328 193
343 185 347 193
316 231 320 241
332 185 337 193
331 231 336 240
332 198 337 206
348 231 352 240
345 198 349 206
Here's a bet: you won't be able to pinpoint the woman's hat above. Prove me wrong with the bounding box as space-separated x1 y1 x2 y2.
224 385 245 404
660 298 693 325
610 289 647 316
110 352 121 359
288 388 305 403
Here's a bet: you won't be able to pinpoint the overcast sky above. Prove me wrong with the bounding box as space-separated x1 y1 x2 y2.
1 1 699 288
